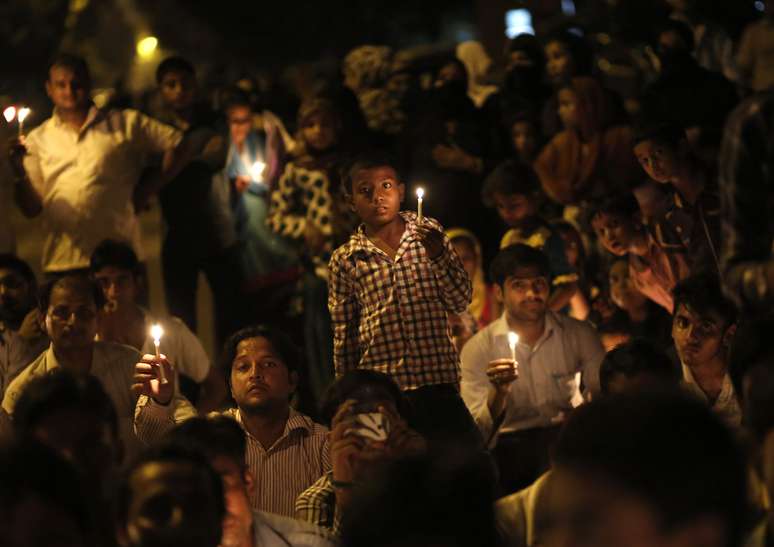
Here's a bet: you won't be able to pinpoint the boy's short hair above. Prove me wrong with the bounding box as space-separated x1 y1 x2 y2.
320 370 410 427
47 53 90 84
38 274 105 312
89 239 141 276
590 193 640 223
220 325 301 390
672 273 738 327
221 87 252 114
632 122 686 148
156 56 195 84
553 389 747 545
599 338 680 395
489 244 551 287
0 253 37 287
166 416 247 469
481 159 540 207
342 150 400 195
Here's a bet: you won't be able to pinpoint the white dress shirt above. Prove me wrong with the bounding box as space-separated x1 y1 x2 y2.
253 510 335 547
461 312 604 444
681 363 742 429
23 106 181 272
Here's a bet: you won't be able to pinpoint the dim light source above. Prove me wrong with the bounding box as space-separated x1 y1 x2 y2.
136 36 159 58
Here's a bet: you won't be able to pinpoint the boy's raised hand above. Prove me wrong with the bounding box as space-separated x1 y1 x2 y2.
414 223 444 259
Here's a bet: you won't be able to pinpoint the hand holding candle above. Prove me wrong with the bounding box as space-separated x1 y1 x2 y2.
150 324 168 385
416 187 424 222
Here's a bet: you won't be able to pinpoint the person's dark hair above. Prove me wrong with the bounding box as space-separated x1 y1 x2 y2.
481 159 540 207
342 149 400 195
507 33 545 67
38 274 105 312
320 370 410 426
489 244 551 287
632 122 687 148
553 389 748 547
166 416 246 469
47 53 90 84
0 253 37 288
221 87 253 114
673 273 737 328
340 448 497 547
590 193 641 223
542 29 593 77
437 57 469 89
551 220 586 267
0 440 93 542
728 316 774 442
220 325 301 390
599 338 680 394
156 56 195 84
14 370 118 437
89 239 141 276
657 19 696 52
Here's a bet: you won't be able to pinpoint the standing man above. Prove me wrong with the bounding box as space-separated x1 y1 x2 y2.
460 244 604 495
7 54 189 276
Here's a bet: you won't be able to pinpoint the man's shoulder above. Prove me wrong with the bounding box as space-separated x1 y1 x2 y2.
290 410 329 438
548 312 598 340
461 319 502 361
94 340 140 366
254 511 335 547
2 350 49 413
329 233 366 265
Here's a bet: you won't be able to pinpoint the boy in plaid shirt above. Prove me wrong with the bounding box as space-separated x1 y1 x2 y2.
327 152 479 444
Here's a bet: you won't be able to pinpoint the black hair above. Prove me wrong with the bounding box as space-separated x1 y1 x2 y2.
14 370 118 437
599 338 680 395
166 416 247 469
590 193 641 222
47 53 91 84
542 29 593 77
553 389 748 547
319 370 410 427
481 159 540 207
221 87 253 114
38 274 105 312
89 239 141 276
0 440 93 542
156 56 195 84
728 316 774 441
507 33 545 67
489 244 551 287
0 253 37 288
220 325 301 391
673 273 738 328
342 149 400 195
632 122 687 148
657 19 695 52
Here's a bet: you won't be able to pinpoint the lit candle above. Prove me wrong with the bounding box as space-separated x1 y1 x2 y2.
17 107 30 136
416 187 424 222
250 161 266 183
3 106 16 124
508 331 519 365
150 324 168 384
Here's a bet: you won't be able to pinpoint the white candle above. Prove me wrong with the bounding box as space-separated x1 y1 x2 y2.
508 331 519 365
3 106 16 124
416 187 424 222
17 107 30 136
150 324 168 384
250 160 266 183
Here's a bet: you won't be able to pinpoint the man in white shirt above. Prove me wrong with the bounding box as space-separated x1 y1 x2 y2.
7 53 189 274
460 244 604 495
671 273 741 429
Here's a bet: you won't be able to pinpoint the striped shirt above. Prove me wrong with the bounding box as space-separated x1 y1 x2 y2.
2 342 196 461
328 211 472 391
215 407 330 518
295 472 341 535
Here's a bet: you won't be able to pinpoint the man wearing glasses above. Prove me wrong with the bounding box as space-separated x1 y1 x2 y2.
460 244 604 495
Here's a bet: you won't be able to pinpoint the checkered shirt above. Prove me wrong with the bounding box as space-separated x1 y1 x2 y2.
328 211 472 391
295 472 342 535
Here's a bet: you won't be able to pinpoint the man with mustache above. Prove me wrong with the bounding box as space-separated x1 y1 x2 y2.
460 244 604 495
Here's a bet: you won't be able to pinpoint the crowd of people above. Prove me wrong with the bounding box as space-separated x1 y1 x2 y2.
3 1 774 546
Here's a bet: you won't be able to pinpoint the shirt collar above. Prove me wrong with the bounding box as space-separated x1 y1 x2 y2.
233 407 314 441
351 210 416 255
491 311 560 342
52 104 101 133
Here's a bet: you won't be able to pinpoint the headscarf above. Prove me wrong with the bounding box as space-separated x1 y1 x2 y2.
456 41 498 108
343 45 393 93
446 227 488 323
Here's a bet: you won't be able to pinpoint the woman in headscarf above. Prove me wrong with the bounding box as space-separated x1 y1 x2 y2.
447 228 501 330
456 41 499 109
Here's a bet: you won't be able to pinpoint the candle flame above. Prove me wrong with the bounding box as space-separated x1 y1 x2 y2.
3 106 16 123
508 331 519 349
17 107 30 123
416 187 424 199
150 324 164 342
251 161 266 182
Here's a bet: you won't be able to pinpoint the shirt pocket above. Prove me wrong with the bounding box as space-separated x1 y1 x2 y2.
409 261 440 301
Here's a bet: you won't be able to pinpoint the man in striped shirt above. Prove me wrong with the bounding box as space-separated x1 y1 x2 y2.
215 325 330 517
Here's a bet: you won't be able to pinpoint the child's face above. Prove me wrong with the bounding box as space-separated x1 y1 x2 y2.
301 111 338 152
633 140 679 184
160 70 196 112
609 260 647 312
557 227 581 267
349 166 405 229
511 121 537 160
592 213 636 256
451 238 478 281
672 304 728 368
545 41 575 86
494 192 534 227
227 105 253 146
558 88 579 130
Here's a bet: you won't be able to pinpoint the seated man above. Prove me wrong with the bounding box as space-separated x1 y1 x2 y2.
0 254 48 396
296 370 426 536
460 244 604 495
213 325 330 517
671 273 741 429
168 416 334 547
90 239 224 411
1 275 194 459
116 443 225 547
545 389 747 547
